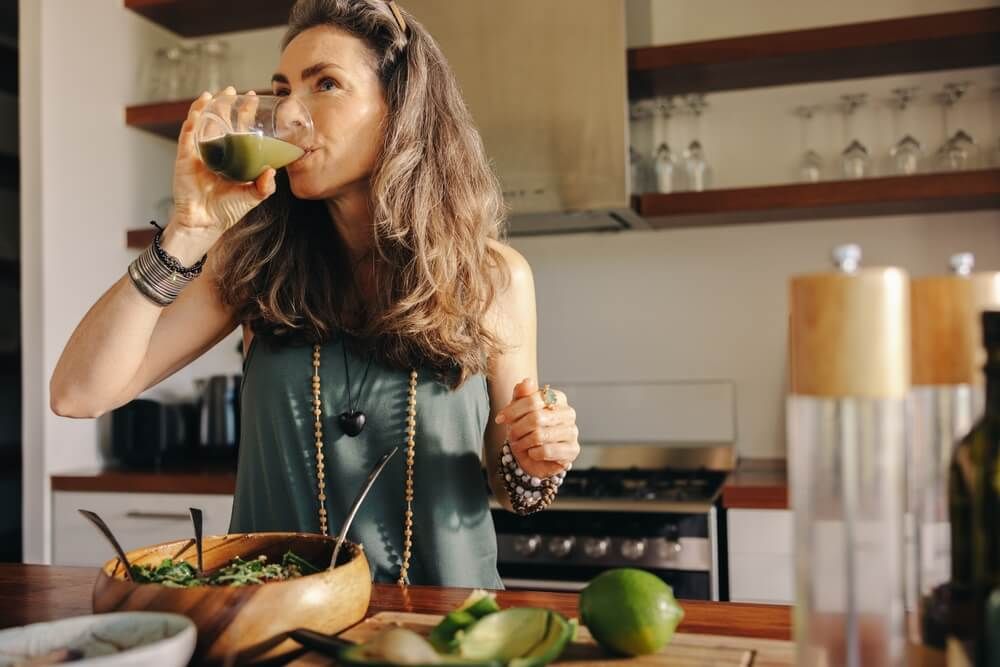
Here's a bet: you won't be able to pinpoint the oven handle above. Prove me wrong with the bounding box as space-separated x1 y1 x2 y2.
501 578 589 592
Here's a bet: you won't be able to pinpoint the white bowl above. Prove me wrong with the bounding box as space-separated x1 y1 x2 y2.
0 612 196 666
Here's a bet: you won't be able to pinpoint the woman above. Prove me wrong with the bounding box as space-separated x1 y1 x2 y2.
50 0 580 588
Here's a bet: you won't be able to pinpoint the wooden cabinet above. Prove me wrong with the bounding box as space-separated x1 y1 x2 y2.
727 508 793 605
52 491 233 567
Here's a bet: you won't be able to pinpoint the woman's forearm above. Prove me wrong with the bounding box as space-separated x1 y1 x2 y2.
49 275 166 418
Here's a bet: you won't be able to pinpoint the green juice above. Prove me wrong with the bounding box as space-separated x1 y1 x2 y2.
198 132 305 182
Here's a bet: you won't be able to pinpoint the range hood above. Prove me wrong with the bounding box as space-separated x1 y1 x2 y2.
405 0 644 236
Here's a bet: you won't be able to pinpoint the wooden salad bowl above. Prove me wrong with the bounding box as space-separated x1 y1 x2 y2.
92 532 372 666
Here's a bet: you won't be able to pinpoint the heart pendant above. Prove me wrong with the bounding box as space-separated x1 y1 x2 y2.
338 410 367 437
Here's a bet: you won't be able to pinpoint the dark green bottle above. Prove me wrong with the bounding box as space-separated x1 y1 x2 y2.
948 311 1000 666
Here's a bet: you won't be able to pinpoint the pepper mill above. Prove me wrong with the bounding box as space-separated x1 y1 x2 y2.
908 252 1000 646
788 244 910 667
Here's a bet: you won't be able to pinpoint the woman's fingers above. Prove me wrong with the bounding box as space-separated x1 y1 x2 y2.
253 168 277 199
495 388 568 425
236 90 259 133
524 442 579 463
177 91 213 158
508 413 577 445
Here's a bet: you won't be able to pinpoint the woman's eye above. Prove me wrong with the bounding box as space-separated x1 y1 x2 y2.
317 77 338 92
274 89 290 97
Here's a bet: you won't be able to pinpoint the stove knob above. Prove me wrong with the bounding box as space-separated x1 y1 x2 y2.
656 539 683 560
512 534 542 557
546 536 576 559
582 537 610 559
620 538 647 561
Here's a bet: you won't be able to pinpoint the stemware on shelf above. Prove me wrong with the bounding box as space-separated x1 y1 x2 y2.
629 99 656 195
888 87 923 175
653 96 682 194
682 93 712 192
794 105 825 183
935 81 979 171
839 93 871 180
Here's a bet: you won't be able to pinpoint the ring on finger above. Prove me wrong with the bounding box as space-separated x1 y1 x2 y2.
540 384 558 410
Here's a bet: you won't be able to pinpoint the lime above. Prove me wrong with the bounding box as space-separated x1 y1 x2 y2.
578 568 684 656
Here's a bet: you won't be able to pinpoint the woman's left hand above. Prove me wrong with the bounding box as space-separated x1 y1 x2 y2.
495 378 580 479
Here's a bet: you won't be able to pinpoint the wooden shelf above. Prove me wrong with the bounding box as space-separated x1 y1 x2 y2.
126 170 1000 242
126 90 271 140
125 0 294 37
633 169 1000 228
127 227 157 249
628 8 1000 97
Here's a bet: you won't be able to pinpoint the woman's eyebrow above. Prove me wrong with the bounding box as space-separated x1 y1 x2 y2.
301 62 345 80
271 63 346 85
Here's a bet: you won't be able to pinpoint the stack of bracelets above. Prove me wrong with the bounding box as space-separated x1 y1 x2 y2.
499 441 567 515
128 223 206 307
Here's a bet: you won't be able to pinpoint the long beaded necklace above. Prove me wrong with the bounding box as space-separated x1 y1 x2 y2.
311 343 419 585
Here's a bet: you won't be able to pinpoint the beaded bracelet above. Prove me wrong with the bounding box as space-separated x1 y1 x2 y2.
498 441 566 516
149 221 207 277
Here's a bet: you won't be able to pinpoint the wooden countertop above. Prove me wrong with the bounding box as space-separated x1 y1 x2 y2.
0 564 790 640
51 466 237 495
56 458 792 510
722 458 788 509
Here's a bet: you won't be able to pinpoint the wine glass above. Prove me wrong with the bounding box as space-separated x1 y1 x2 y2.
888 87 923 175
682 93 712 192
653 96 682 194
839 93 870 179
628 100 656 194
935 82 979 171
794 105 824 182
195 94 314 182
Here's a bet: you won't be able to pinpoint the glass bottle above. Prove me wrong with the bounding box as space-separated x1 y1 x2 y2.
946 310 1000 666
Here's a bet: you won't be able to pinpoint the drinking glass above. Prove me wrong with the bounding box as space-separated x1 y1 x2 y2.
195 94 314 182
935 82 979 171
839 93 871 179
628 100 656 194
794 105 824 182
888 87 923 175
653 96 682 193
682 94 712 192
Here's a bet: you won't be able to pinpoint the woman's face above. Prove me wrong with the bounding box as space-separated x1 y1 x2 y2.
273 26 388 200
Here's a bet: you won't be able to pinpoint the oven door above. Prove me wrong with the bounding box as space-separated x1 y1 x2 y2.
499 562 711 599
492 509 717 600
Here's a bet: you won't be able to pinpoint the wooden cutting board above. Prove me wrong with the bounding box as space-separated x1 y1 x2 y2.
323 611 795 666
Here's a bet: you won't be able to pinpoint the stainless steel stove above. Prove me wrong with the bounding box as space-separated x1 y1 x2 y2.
491 445 732 600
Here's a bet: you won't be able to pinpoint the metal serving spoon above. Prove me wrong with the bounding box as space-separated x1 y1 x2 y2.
189 507 204 576
78 509 133 580
329 446 398 569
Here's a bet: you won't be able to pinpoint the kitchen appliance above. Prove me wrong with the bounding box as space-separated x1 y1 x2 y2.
197 375 241 461
492 444 732 601
404 0 643 235
788 245 909 666
111 399 195 469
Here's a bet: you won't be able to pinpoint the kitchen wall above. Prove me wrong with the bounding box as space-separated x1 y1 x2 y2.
19 0 245 562
19 0 1000 561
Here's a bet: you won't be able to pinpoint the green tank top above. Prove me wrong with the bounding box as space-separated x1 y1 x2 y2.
229 335 503 588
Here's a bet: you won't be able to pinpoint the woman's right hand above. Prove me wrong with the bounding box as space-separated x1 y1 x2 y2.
167 86 277 258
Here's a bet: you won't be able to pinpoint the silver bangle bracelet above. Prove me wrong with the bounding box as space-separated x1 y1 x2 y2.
127 243 196 307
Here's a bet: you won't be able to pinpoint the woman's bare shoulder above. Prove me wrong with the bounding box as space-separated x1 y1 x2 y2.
486 239 533 296
483 240 535 340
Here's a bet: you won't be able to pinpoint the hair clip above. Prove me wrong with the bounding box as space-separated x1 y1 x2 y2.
385 1 408 35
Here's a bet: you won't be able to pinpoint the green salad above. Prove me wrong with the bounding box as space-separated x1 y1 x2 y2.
129 550 321 587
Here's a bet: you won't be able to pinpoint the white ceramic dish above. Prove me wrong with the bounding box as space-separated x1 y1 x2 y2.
0 612 195 666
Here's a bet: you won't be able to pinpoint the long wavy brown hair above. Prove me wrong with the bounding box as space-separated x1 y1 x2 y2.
214 0 509 389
